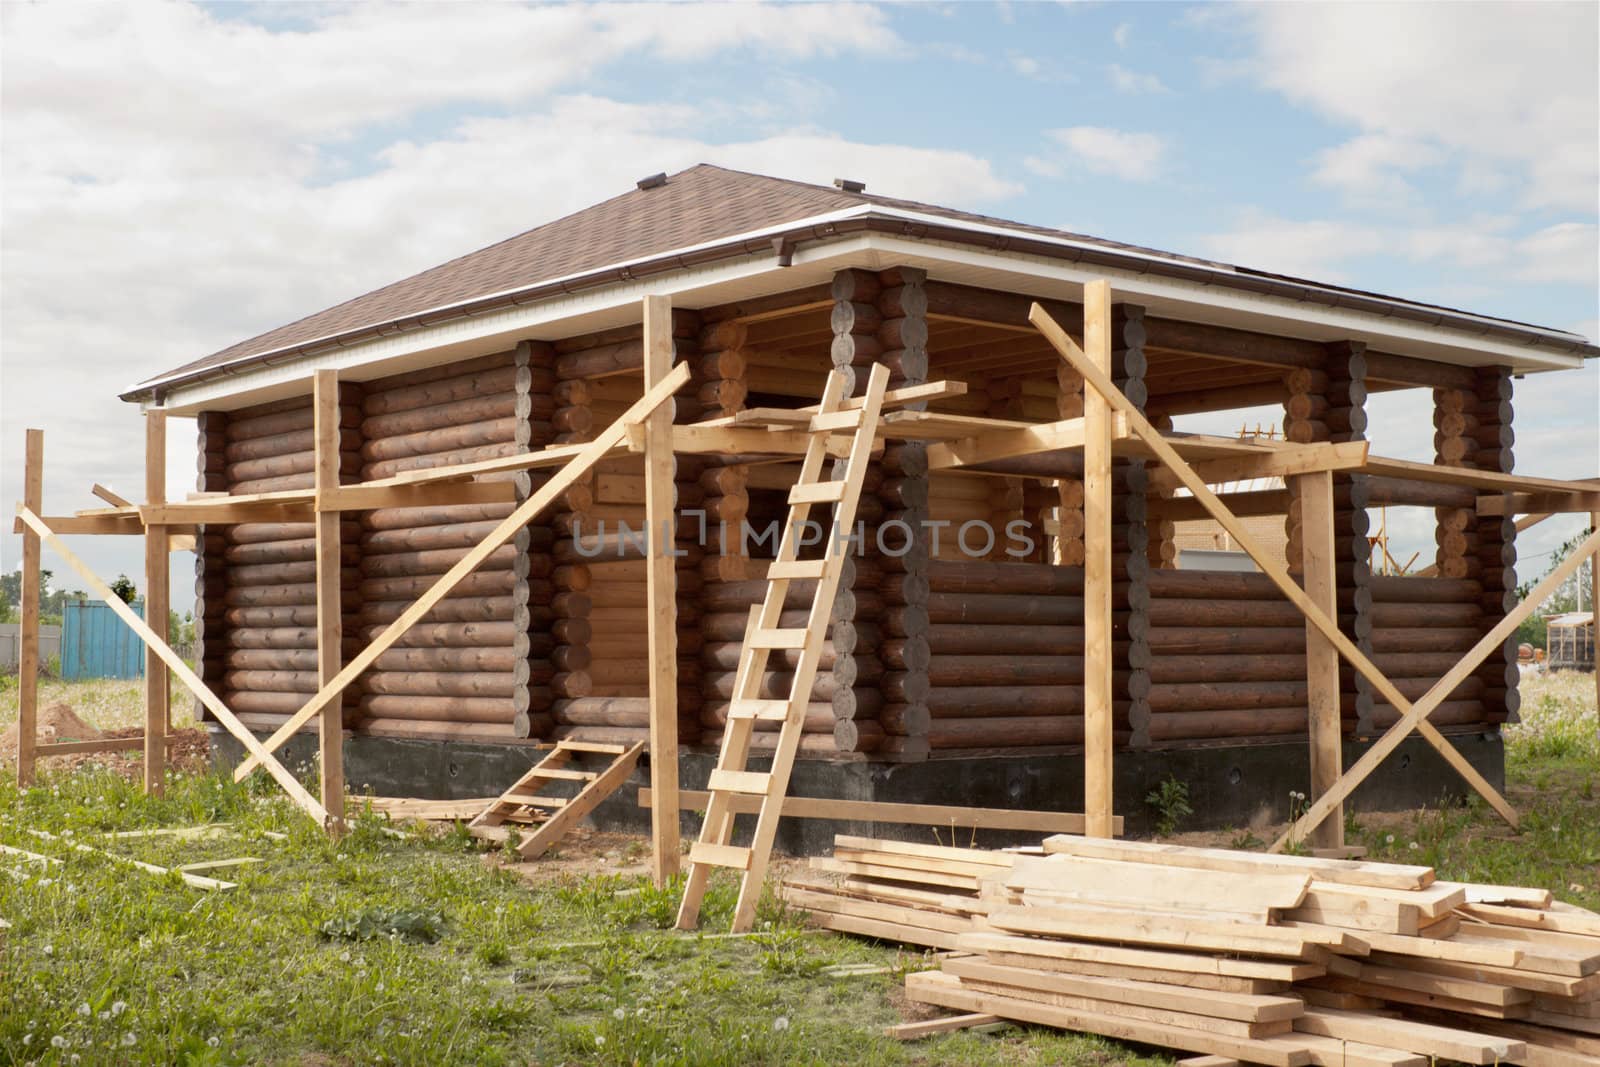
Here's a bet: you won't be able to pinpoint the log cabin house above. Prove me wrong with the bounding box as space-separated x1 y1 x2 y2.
118 164 1599 838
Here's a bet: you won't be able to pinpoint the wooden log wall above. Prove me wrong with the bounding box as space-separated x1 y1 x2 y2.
356 347 548 741
1144 569 1309 743
194 411 228 722
920 560 1100 750
697 318 750 581
1112 306 1154 749
867 268 929 759
547 313 704 750
1323 342 1378 735
1421 367 1518 727
1057 348 1087 566
216 392 363 734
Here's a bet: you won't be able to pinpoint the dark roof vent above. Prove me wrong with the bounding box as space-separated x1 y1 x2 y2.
636 172 668 191
833 178 867 194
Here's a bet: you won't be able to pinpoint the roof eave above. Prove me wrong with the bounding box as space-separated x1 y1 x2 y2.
123 209 1599 405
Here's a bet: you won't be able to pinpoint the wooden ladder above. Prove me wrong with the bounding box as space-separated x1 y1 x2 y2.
469 739 644 858
676 363 890 932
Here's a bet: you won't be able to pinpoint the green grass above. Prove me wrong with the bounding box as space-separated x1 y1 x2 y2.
1 671 1595 1064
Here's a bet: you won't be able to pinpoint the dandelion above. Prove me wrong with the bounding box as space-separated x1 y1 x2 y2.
52 1036 67 1049
43 943 55 956
375 983 384 993
111 1001 127 1017
71 1055 82 1065
1408 841 1420 851
340 951 352 963
208 1037 220 1048
596 1035 606 1047
22 1035 31 1046
122 1033 137 1047
773 1016 790 1032
613 1008 625 1021
77 1003 91 1017
1385 834 1395 845
98 1012 109 1021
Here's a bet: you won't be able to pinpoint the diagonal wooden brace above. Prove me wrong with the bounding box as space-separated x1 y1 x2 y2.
14 506 329 825
1273 528 1599 850
1028 302 1520 840
234 361 692 779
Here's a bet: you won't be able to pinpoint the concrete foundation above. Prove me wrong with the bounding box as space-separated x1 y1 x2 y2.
209 729 1506 854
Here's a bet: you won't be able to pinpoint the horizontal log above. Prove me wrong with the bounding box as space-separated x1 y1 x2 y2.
361 417 520 463
1369 575 1483 604
362 363 522 417
355 694 514 724
1369 602 1482 628
1146 569 1281 601
925 591 1082 626
359 569 529 603
1148 680 1308 713
360 719 519 741
1146 626 1306 656
1364 475 1477 509
1148 599 1306 628
926 686 1091 718
1146 709 1309 743
924 559 1084 597
553 696 648 727
925 624 1085 656
357 596 518 625
363 671 515 698
1147 655 1310 684
926 655 1084 688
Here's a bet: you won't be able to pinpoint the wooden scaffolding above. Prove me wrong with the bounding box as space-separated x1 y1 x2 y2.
11 285 1600 920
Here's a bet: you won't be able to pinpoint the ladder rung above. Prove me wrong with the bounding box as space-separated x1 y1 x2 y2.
708 769 772 795
809 410 861 433
727 699 790 721
504 793 567 808
554 741 627 755
690 841 753 870
766 559 827 580
529 767 596 781
749 628 809 649
788 481 847 504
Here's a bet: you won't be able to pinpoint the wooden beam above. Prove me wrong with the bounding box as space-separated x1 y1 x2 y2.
1275 527 1599 850
313 371 344 828
642 295 680 885
233 362 692 780
1477 490 1600 516
17 429 43 787
143 411 168 795
91 483 131 508
1297 470 1342 850
1593 511 1599 739
1364 456 1600 496
659 424 854 458
15 506 328 824
316 481 518 511
1146 440 1369 492
925 413 1128 470
1083 280 1114 839
639 788 1122 835
1029 301 1520 841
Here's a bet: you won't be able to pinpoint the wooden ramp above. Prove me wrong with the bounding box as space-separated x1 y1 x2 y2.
469 740 643 858
676 363 891 933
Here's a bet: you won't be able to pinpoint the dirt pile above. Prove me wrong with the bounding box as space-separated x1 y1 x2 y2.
0 702 101 765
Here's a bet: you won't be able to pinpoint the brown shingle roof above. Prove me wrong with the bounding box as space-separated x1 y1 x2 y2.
136 163 1595 394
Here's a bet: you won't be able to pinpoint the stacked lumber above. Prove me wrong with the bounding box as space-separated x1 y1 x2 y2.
779 836 1008 950
782 834 1600 1065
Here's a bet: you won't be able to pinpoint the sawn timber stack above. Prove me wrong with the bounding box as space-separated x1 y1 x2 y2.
781 835 1600 1065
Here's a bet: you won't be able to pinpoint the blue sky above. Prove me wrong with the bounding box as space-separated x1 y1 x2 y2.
2 0 1596 596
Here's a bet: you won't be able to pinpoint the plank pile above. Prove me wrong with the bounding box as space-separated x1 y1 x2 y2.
779 835 1600 1065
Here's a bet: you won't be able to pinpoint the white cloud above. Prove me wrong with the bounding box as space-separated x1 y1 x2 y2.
1236 3 1598 213
1510 223 1600 286
1009 54 1041 78
1033 126 1167 182
1311 133 1441 205
0 1 1019 584
1108 64 1168 94
1198 214 1386 280
1113 22 1131 49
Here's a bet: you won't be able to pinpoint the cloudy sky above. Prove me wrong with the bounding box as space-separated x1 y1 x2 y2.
2 1 1596 603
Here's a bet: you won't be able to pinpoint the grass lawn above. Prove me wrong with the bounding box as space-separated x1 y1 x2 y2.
1 671 1596 1066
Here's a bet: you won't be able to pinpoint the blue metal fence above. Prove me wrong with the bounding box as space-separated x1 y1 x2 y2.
61 598 146 680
